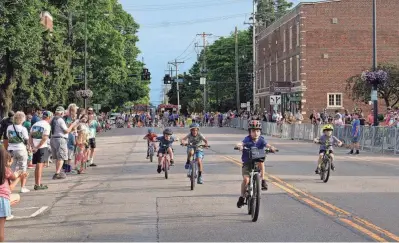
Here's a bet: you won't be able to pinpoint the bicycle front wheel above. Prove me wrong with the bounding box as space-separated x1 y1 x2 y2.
251 173 261 222
164 160 169 179
190 163 196 191
323 159 331 183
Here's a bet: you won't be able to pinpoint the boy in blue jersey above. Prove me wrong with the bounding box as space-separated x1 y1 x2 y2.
156 128 177 173
236 120 277 208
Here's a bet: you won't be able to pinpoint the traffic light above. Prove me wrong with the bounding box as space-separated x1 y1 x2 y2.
163 74 171 84
141 68 151 81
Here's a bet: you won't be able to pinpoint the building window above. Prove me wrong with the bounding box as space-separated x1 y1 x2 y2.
327 93 343 107
289 26 293 50
296 55 300 82
290 57 293 82
296 22 300 47
283 30 286 52
275 53 278 81
283 60 287 81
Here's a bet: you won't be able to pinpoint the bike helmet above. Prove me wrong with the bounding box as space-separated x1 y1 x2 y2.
163 128 173 135
190 123 200 130
248 120 262 130
148 128 154 133
322 124 334 131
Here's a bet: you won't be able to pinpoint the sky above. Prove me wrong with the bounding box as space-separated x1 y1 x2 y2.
119 0 314 105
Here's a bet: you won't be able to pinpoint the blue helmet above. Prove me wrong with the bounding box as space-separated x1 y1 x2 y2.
148 128 154 133
190 123 200 130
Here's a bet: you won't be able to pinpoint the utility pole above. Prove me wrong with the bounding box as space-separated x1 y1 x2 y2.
168 60 184 114
84 0 88 109
196 32 212 112
244 0 257 113
235 26 240 112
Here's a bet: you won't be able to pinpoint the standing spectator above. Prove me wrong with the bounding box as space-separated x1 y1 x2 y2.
0 112 14 150
344 109 352 125
29 111 52 190
6 111 30 193
23 115 34 169
50 106 79 180
31 110 41 126
367 109 374 126
87 108 99 167
359 114 366 126
348 113 361 155
295 110 303 124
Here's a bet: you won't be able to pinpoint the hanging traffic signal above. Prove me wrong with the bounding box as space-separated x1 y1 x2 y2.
141 68 151 81
163 74 171 84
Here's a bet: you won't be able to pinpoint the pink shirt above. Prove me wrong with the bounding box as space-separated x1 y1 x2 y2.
0 168 13 200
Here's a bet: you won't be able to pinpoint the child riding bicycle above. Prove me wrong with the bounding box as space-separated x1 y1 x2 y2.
236 120 277 208
180 123 209 184
313 124 342 174
156 128 177 173
143 128 158 159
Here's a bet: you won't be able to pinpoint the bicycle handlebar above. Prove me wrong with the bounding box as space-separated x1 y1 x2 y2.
234 147 279 153
181 143 210 148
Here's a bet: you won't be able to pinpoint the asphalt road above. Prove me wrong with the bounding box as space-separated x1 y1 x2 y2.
5 126 399 242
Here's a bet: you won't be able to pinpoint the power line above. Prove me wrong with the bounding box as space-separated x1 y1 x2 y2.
141 13 249 28
174 36 198 60
123 0 247 11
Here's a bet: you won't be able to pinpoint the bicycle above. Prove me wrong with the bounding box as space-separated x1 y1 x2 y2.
159 144 171 179
181 144 210 191
234 145 278 222
147 142 155 162
318 142 335 183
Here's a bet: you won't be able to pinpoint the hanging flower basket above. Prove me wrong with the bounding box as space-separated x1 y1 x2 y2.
76 89 93 99
361 70 388 86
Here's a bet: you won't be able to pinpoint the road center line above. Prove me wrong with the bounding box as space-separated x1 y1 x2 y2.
220 155 399 242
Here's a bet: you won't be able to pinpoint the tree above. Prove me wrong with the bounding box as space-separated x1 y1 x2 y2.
346 63 399 108
256 0 293 27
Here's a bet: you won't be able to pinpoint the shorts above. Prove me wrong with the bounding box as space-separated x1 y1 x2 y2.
351 136 360 143
68 149 75 160
50 137 68 161
89 138 96 149
187 148 204 159
0 197 11 218
32 148 50 164
158 147 173 155
241 163 255 177
319 150 333 155
9 149 28 172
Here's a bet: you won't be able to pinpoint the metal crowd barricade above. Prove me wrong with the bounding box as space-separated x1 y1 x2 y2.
231 118 399 155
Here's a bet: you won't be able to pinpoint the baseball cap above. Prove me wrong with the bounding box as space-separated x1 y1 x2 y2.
8 111 14 117
56 106 65 113
42 111 52 118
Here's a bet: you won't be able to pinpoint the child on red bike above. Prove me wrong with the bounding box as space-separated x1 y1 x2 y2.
156 128 177 173
235 120 277 208
143 128 158 159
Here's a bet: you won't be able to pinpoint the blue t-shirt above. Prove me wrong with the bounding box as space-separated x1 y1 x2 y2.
67 133 76 151
352 119 360 136
318 134 340 151
241 136 267 163
157 136 175 149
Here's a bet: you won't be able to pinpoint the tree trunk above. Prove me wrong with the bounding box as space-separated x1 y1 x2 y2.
0 52 14 116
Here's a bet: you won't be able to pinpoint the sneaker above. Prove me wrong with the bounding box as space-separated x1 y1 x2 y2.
34 184 48 190
52 173 66 180
89 163 97 167
315 168 320 174
237 196 245 208
331 163 335 171
197 175 203 184
6 215 14 221
261 180 268 191
146 156 149 159
347 150 354 155
20 187 30 193
157 165 162 173
184 161 190 169
170 160 174 166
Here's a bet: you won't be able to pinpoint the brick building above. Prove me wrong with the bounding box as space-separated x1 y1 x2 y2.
255 0 399 118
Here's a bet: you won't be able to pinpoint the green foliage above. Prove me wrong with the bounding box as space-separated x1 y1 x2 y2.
346 63 399 108
256 0 293 27
0 0 148 115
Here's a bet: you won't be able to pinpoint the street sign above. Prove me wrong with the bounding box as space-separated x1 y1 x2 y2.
246 101 251 112
272 82 291 93
241 103 247 108
371 90 378 101
270 95 281 105
176 78 184 83
200 77 206 85
273 86 291 93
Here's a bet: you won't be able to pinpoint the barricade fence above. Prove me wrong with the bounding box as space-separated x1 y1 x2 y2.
230 118 399 155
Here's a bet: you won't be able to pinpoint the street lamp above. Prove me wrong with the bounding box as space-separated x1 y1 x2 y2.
372 0 378 126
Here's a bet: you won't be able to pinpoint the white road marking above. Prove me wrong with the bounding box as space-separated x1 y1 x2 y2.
13 206 49 219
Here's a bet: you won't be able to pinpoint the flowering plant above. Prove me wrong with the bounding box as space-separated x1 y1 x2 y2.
76 89 93 99
361 70 388 86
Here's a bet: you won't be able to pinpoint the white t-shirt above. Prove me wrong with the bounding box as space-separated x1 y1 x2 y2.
30 120 51 148
51 116 69 139
6 124 29 151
